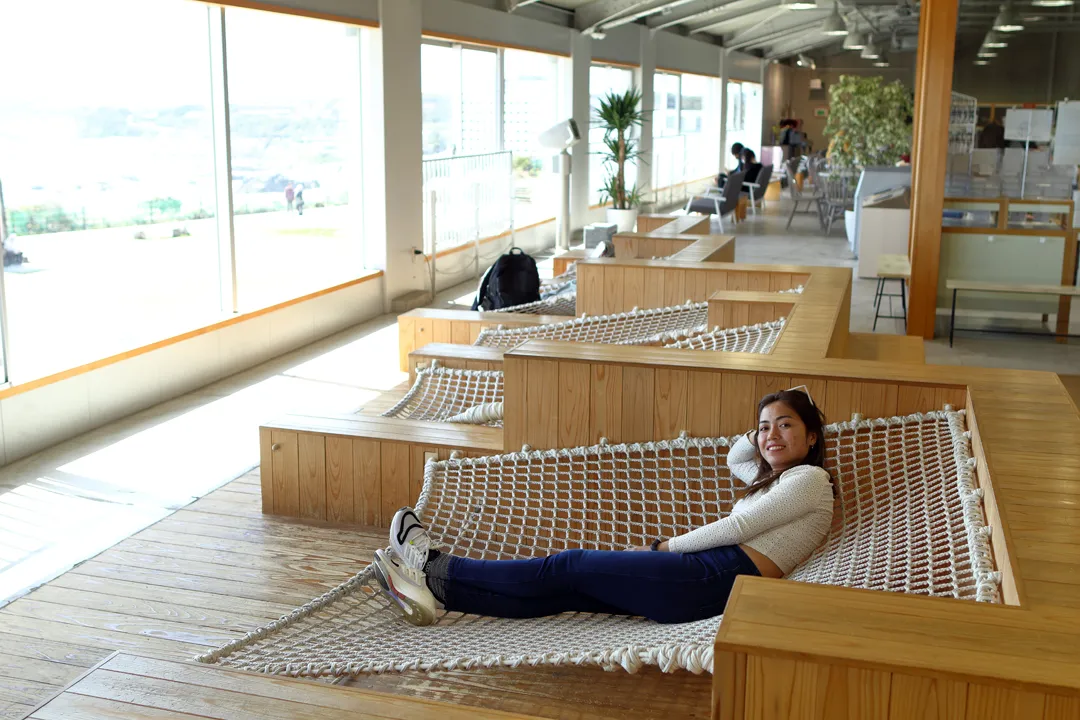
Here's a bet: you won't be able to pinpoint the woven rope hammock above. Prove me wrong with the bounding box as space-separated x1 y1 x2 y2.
382 364 503 424
474 301 709 349
198 409 999 679
490 291 577 316
662 319 786 353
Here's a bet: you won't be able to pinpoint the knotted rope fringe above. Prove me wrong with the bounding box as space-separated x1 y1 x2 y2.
197 409 999 679
661 318 786 354
474 301 709 349
382 363 504 424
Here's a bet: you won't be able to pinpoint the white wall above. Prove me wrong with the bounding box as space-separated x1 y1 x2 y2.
727 50 764 83
0 278 385 466
655 31 722 77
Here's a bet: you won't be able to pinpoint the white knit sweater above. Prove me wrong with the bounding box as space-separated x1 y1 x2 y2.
666 433 834 574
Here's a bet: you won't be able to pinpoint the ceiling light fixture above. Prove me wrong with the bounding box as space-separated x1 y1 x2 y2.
983 30 1008 47
977 49 998 57
974 59 990 65
821 3 849 35
843 28 867 49
860 40 881 59
993 3 1025 32
1032 0 1072 7
873 54 890 67
781 0 818 10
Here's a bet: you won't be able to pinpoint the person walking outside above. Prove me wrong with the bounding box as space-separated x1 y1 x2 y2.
285 182 296 212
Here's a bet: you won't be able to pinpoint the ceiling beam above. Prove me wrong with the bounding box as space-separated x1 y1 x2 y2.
686 0 784 33
575 0 684 31
502 0 543 9
646 0 743 30
729 18 826 49
600 0 701 29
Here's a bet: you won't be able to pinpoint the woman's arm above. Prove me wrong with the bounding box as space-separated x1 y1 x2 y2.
727 432 760 485
666 466 830 554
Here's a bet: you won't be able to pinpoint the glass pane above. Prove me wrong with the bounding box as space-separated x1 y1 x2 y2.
589 65 635 205
0 0 217 381
942 199 999 228
725 81 763 171
422 43 459 157
504 49 565 227
461 49 498 155
680 73 720 183
226 9 365 310
654 73 681 138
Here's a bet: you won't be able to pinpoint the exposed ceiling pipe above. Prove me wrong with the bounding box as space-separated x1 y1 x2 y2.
576 0 690 32
724 8 793 46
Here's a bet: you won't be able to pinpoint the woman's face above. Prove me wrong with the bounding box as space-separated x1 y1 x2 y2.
757 401 816 472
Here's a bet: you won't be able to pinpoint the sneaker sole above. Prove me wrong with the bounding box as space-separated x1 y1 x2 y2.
372 555 436 627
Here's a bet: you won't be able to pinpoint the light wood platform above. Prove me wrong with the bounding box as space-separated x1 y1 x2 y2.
26 653 548 719
0 474 711 720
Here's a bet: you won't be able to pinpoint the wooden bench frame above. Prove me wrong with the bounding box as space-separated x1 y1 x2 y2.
497 337 1080 718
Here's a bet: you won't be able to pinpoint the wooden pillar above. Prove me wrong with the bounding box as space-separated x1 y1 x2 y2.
906 0 959 339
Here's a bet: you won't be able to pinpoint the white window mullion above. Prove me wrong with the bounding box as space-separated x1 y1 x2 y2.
208 6 238 314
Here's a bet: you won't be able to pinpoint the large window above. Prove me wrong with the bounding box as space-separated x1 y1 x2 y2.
589 64 635 206
421 42 498 158
726 81 764 171
0 0 218 380
651 71 722 202
0 1 371 383
226 8 365 310
504 49 567 227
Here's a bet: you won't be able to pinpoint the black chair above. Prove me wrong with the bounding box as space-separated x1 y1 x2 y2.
684 171 746 232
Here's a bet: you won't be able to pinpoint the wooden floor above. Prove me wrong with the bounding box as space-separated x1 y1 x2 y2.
0 470 711 720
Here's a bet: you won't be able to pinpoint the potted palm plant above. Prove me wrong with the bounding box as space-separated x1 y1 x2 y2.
595 87 644 233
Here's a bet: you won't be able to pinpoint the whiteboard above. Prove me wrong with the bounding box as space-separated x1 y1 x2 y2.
1053 101 1080 165
1004 108 1053 143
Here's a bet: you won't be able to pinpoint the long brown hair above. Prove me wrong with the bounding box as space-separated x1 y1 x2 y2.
742 389 828 497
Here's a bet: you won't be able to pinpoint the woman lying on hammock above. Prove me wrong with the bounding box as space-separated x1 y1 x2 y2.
372 388 832 626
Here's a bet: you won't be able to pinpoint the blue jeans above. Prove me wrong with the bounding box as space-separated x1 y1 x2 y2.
441 545 759 624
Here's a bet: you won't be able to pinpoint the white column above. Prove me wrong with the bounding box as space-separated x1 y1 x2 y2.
372 0 424 308
719 50 730 174
569 31 592 238
635 26 655 202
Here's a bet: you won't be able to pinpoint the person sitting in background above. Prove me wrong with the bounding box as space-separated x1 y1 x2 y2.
741 148 763 185
717 142 746 188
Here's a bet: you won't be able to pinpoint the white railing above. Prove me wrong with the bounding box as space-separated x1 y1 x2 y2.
422 151 514 268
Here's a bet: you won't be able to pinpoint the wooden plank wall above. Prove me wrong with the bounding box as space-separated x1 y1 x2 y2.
713 649 1080 720
707 295 796 329
398 310 556 371
407 344 505 382
260 419 501 527
576 263 812 318
613 236 696 260
502 354 966 451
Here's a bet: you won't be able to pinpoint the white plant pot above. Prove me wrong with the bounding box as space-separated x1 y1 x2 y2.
607 208 639 233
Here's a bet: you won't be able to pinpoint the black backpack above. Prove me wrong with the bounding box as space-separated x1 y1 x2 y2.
471 247 541 311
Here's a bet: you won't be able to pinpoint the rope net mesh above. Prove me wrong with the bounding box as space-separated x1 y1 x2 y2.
662 319 786 354
490 291 577 316
198 409 998 678
474 301 708 348
382 365 503 424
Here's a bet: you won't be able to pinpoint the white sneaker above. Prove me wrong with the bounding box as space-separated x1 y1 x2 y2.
389 506 431 571
372 549 438 626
